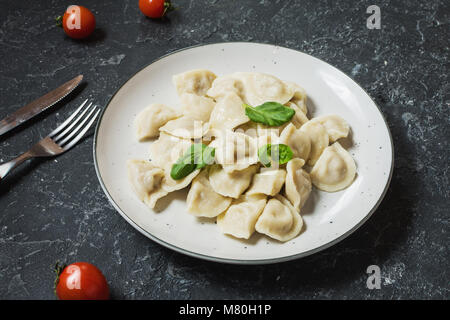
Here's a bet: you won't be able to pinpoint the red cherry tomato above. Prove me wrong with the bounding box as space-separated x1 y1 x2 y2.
55 262 109 300
139 0 173 18
62 5 96 39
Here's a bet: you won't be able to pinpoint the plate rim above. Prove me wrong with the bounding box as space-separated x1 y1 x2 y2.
93 41 394 265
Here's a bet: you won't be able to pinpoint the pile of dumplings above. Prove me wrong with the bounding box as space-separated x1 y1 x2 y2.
127 70 356 242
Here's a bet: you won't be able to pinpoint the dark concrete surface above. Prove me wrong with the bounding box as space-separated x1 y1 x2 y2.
0 0 448 299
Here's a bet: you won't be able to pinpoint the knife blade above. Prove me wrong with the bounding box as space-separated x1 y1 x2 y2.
0 75 83 136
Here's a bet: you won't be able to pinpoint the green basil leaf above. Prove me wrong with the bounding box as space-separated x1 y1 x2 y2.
244 102 295 127
258 144 293 167
276 144 294 165
170 161 196 180
196 145 215 169
170 143 216 180
170 149 196 180
258 144 273 167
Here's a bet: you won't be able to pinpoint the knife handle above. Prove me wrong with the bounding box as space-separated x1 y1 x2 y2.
0 151 33 181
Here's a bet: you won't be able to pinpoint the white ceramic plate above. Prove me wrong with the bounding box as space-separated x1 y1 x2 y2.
94 42 393 264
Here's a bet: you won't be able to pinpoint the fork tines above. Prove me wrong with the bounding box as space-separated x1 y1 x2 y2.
48 99 101 150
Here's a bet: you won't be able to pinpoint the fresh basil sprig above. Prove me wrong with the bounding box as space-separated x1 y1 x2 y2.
170 144 215 180
195 144 215 169
258 143 293 167
244 102 295 127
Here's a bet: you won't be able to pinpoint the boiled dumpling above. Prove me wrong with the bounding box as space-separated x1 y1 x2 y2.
173 69 217 96
311 115 350 143
134 104 179 141
148 133 200 192
299 120 329 166
159 116 209 139
234 72 295 106
280 123 311 162
217 194 267 239
179 93 215 122
285 102 309 128
127 159 167 209
255 194 303 242
284 158 311 210
149 132 192 169
149 133 200 192
246 169 286 196
284 81 308 115
186 170 232 217
209 164 259 198
162 167 200 193
235 121 258 138
310 142 356 192
256 122 288 139
256 128 281 149
209 93 249 131
207 74 245 100
208 72 295 106
209 130 258 173
161 148 200 193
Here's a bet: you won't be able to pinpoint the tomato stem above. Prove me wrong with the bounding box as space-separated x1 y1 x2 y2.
53 261 67 298
163 1 175 16
55 16 63 28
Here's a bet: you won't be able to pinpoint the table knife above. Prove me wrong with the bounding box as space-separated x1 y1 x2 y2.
0 75 83 137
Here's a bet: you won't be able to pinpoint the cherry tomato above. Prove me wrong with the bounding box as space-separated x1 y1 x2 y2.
55 262 109 300
139 0 173 18
62 5 96 39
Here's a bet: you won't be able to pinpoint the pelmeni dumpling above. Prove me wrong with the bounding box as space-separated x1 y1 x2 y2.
235 121 258 138
284 158 311 210
310 142 356 192
280 123 311 162
127 159 167 209
159 116 209 140
148 133 200 192
246 169 286 196
134 104 179 141
299 120 329 166
311 115 350 143
284 81 308 115
285 102 309 128
186 170 232 217
206 74 245 100
235 72 295 106
256 121 289 139
209 93 249 131
217 194 267 239
208 164 259 198
209 130 258 173
162 167 200 193
173 69 217 96
180 93 215 122
256 129 282 150
255 194 303 242
159 116 209 139
149 132 192 169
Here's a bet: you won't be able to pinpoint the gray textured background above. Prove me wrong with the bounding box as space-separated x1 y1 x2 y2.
0 0 449 299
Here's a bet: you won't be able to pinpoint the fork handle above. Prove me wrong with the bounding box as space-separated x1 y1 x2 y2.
0 151 33 180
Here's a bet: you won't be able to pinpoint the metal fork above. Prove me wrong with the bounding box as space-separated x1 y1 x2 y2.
0 99 100 181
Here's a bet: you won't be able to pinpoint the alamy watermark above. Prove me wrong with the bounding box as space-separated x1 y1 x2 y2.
367 5 381 29
65 5 82 30
366 265 381 289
